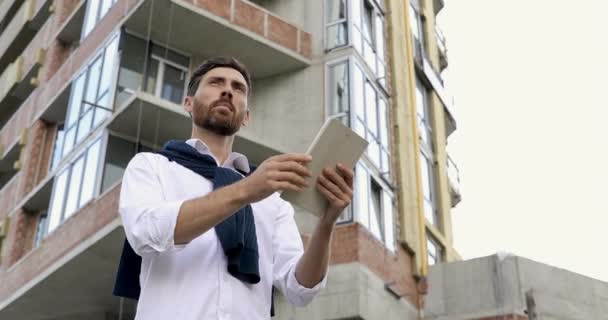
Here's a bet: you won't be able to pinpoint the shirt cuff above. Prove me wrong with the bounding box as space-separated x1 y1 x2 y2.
286 266 328 306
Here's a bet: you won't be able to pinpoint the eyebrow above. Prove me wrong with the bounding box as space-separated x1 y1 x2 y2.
207 76 248 92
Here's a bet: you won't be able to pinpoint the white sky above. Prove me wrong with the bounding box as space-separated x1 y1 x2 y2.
438 0 608 282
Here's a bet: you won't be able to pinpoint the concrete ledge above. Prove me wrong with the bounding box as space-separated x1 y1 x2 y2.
274 263 419 320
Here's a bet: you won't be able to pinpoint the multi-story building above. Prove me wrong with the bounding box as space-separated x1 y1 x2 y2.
0 0 460 319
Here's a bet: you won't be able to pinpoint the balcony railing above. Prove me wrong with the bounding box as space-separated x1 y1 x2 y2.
447 154 461 206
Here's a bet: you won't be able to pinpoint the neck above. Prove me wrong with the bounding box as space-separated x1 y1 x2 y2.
190 125 234 165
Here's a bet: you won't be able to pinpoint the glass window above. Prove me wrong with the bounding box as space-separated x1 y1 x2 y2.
382 191 395 251
369 180 383 241
427 235 443 265
355 163 369 227
50 127 65 170
416 80 432 149
326 58 394 245
82 0 117 39
353 163 394 250
420 151 437 226
47 169 69 233
64 156 85 219
325 0 348 49
348 1 386 82
79 140 101 207
409 4 425 58
46 139 104 236
328 62 349 125
162 64 187 104
54 35 119 165
34 211 49 248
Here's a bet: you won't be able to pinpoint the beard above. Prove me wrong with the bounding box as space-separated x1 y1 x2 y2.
191 96 244 136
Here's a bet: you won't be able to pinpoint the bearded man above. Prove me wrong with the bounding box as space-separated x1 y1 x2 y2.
115 57 354 320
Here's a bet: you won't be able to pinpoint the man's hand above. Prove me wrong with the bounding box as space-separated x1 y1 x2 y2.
238 153 313 203
316 163 354 224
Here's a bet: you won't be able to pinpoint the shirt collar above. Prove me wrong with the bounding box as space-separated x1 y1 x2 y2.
185 139 250 173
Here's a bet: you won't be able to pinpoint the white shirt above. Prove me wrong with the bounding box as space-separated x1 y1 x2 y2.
119 139 326 320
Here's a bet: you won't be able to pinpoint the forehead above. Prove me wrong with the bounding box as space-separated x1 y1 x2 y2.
202 67 247 86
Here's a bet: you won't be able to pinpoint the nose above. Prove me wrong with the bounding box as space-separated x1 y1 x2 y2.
221 88 233 100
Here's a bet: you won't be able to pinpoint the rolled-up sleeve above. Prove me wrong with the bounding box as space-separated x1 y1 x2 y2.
119 153 187 256
272 200 327 307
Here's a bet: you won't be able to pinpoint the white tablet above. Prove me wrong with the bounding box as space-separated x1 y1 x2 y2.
281 119 368 218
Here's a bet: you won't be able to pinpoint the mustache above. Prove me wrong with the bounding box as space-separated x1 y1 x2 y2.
210 98 235 112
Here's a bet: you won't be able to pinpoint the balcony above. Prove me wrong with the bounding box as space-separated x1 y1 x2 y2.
55 0 87 45
435 26 448 71
0 0 52 74
434 0 445 15
0 47 46 128
0 0 26 33
124 0 312 79
0 185 136 319
0 138 22 189
447 154 461 206
108 90 280 165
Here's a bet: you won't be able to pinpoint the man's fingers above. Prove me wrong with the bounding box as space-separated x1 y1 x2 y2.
318 173 350 202
323 167 353 198
316 182 340 203
271 171 310 188
271 181 303 193
336 163 354 186
274 161 312 178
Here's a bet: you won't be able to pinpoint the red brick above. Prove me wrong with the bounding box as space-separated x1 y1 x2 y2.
234 0 265 37
329 223 420 307
299 30 312 58
267 15 298 52
0 184 121 299
195 0 231 20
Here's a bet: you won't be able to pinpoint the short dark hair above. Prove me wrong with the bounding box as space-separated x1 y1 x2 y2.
187 56 252 97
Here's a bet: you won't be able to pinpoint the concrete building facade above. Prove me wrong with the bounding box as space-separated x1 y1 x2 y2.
0 0 459 319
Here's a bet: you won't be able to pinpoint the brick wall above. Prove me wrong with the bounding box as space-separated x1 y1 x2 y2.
0 184 120 300
320 223 421 308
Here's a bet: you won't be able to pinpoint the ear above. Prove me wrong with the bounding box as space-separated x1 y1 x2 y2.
242 108 250 127
184 95 193 113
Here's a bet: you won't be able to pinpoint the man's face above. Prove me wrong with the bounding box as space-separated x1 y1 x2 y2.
184 67 250 136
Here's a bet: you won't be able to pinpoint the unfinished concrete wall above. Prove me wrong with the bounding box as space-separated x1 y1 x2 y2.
425 254 608 320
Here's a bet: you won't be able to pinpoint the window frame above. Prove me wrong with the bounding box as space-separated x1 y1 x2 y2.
54 33 120 171
426 233 444 266
325 56 392 182
82 0 118 39
45 133 108 237
324 0 349 50
147 54 190 104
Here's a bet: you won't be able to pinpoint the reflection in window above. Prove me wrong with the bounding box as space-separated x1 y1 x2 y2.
82 0 118 39
325 0 348 49
46 139 103 235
